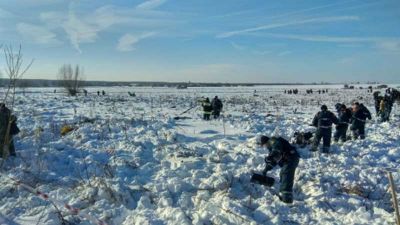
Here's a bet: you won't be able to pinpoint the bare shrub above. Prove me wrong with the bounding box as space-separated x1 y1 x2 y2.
58 64 84 96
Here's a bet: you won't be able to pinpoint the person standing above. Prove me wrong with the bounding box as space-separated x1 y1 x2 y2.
211 96 223 119
0 103 20 158
373 91 383 116
202 98 212 120
311 105 338 153
350 102 372 139
334 104 351 143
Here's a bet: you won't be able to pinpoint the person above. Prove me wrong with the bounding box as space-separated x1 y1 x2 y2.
0 103 20 158
383 94 394 121
202 98 212 120
83 89 88 96
97 91 100 96
102 90 106 96
311 105 338 153
256 135 300 204
373 91 383 116
350 102 372 140
211 96 223 119
334 104 352 143
378 98 386 122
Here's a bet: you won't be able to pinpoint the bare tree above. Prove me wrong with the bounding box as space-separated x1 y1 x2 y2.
2 45 34 104
58 64 84 96
0 44 34 161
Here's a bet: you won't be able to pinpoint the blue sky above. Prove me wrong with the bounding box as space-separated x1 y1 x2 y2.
0 0 399 83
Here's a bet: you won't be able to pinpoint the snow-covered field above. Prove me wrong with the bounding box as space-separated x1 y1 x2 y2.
1 85 399 225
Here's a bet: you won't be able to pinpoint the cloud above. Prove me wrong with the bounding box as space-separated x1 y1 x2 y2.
253 50 271 55
257 33 400 52
0 8 14 18
230 42 246 50
259 33 368 43
117 32 156 52
62 10 100 53
136 0 167 10
263 0 360 21
217 16 360 38
37 3 175 53
278 51 292 56
16 23 61 45
338 57 357 64
375 41 400 52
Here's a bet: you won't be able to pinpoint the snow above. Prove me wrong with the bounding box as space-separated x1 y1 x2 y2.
0 85 399 225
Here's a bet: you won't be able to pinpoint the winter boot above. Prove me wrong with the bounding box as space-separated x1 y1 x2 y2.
279 192 293 204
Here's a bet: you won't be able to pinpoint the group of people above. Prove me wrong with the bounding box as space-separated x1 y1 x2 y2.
374 89 395 122
255 101 377 204
311 102 372 153
284 89 331 95
97 90 106 96
2 86 397 207
284 89 299 95
305 89 329 94
200 96 223 120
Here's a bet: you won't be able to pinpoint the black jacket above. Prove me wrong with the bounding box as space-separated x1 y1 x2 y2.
0 106 20 140
337 108 352 127
265 137 299 170
351 105 372 127
211 98 223 111
202 102 212 112
312 110 338 129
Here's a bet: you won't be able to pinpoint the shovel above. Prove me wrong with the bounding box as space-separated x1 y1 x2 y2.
250 173 275 187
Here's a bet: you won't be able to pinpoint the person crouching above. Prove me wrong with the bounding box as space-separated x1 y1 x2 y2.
257 135 300 204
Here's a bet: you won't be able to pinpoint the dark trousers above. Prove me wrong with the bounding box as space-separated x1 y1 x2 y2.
334 124 348 142
213 110 221 119
380 111 388 122
381 108 392 122
351 123 365 139
279 156 300 201
0 139 16 157
203 113 211 120
313 128 332 152
375 105 379 116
